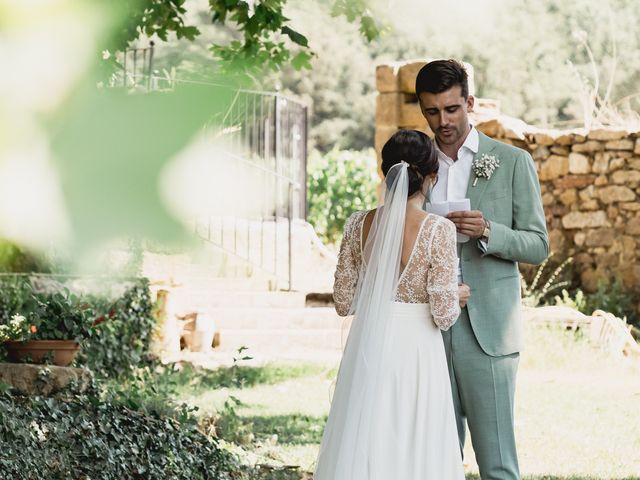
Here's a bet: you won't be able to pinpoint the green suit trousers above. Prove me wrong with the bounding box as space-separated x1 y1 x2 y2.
442 308 520 480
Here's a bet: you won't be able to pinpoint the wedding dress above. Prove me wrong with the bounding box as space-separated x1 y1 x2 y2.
314 163 464 480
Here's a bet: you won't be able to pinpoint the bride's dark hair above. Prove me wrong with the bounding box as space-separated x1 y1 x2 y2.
381 130 439 196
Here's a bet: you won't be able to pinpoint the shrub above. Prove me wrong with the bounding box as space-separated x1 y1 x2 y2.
0 276 158 378
78 278 157 378
0 385 240 480
585 278 639 327
307 148 379 244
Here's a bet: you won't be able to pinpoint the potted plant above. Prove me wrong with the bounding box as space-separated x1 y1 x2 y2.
1 289 103 367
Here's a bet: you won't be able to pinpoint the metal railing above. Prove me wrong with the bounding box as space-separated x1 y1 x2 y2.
115 43 308 290
194 88 308 291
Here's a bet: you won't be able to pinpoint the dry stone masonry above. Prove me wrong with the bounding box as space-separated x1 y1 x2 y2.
375 60 640 295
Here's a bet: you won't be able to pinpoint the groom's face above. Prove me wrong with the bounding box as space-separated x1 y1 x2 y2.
418 86 474 146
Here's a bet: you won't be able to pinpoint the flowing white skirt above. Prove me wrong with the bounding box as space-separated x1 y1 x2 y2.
315 302 464 480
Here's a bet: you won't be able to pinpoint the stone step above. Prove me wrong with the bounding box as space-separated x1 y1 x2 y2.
215 328 347 352
200 307 349 330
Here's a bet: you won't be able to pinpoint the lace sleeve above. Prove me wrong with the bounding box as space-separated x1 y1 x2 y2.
426 217 461 330
333 212 365 316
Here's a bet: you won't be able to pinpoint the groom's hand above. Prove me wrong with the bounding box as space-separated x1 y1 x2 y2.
458 283 470 308
447 210 486 238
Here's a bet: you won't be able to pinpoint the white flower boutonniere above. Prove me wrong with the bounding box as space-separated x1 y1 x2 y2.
472 153 500 186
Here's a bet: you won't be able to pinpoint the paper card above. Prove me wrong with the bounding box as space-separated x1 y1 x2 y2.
424 201 449 217
425 198 471 243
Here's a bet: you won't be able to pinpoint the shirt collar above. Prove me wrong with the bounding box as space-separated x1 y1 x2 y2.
436 125 479 161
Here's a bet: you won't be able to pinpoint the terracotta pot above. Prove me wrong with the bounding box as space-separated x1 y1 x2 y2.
4 340 80 366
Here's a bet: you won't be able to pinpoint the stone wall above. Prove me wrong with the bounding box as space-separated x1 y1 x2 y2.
375 60 640 294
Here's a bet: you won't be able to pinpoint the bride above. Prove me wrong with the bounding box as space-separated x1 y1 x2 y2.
314 129 467 479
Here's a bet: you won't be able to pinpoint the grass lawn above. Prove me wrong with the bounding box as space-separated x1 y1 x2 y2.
174 323 640 480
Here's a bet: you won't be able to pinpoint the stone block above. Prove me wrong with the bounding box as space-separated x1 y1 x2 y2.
539 155 569 181
555 134 573 146
612 170 640 185
574 252 594 268
553 175 595 190
596 186 636 204
504 128 526 141
594 175 608 186
376 93 402 126
635 138 640 155
542 193 555 206
574 232 586 246
549 229 566 252
532 146 550 161
585 228 615 247
562 211 609 229
533 133 555 146
559 189 577 206
619 240 638 264
581 200 600 210
620 202 640 211
626 217 640 235
0 363 92 396
399 61 428 95
572 141 604 153
376 64 400 93
551 146 570 156
578 185 595 201
588 128 629 141
475 119 502 138
595 252 618 268
399 101 425 128
605 139 635 151
568 152 591 174
592 152 611 174
609 157 626 171
375 126 399 155
629 158 640 170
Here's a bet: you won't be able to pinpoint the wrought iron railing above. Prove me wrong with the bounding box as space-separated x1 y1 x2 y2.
116 43 308 290
193 89 308 291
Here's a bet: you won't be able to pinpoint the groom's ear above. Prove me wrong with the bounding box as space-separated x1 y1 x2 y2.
466 95 475 113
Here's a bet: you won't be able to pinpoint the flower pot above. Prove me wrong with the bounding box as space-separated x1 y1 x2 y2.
4 340 80 366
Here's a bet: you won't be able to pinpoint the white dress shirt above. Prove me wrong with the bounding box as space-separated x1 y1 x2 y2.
430 126 479 203
430 126 479 282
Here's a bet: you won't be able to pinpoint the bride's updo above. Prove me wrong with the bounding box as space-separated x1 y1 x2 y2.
381 130 438 196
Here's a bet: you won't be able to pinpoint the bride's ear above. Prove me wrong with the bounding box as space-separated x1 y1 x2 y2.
421 174 436 196
424 173 438 189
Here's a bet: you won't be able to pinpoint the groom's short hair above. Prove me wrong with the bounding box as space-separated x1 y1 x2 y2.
415 59 469 99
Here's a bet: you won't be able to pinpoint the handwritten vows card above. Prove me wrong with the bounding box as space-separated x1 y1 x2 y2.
425 199 471 243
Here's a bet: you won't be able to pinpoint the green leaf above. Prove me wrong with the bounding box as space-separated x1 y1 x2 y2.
291 51 313 71
281 26 309 47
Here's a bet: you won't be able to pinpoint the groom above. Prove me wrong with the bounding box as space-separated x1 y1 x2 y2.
416 59 549 479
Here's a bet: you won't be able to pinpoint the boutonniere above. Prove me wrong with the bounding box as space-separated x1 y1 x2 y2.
472 153 500 186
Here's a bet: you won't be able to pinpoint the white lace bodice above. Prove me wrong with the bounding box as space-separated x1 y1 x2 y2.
333 210 460 330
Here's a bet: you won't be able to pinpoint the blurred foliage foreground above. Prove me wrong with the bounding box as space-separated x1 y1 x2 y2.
0 276 295 479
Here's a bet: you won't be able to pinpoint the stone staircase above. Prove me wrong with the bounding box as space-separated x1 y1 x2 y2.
196 289 349 360
143 233 346 365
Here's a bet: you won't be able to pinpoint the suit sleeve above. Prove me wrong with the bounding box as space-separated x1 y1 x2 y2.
480 150 549 265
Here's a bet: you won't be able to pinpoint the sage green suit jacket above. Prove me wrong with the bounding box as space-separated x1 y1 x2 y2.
433 131 549 357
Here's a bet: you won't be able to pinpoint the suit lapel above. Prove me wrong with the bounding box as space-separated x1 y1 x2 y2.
466 131 498 210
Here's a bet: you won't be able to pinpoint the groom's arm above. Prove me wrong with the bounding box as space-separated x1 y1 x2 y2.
481 150 549 265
